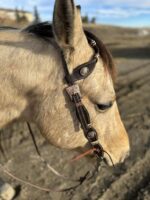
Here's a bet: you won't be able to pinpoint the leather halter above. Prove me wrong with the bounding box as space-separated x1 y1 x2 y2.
61 31 104 159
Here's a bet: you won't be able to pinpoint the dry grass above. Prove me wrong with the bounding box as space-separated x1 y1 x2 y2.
0 18 29 28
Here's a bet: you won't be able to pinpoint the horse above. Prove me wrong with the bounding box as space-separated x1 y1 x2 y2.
0 0 130 165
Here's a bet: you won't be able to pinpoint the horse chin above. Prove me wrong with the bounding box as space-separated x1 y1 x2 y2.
103 149 130 166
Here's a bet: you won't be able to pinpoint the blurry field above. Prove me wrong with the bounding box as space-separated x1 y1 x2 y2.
0 23 150 200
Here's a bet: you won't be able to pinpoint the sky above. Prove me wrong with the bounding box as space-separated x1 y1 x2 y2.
0 0 150 27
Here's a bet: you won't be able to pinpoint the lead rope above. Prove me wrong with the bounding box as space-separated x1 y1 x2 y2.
27 122 115 177
26 122 90 182
0 123 90 193
27 122 106 190
0 163 89 192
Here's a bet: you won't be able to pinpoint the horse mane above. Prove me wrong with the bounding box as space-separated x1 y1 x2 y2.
0 22 115 81
84 30 116 81
23 22 54 39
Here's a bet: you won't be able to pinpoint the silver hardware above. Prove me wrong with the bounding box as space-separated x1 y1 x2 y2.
95 53 100 59
66 84 81 100
90 140 99 146
80 67 89 76
87 131 97 141
90 39 96 47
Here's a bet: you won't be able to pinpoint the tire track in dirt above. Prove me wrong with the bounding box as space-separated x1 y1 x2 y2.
99 150 150 200
116 62 150 90
116 62 150 100
118 62 150 77
117 74 150 100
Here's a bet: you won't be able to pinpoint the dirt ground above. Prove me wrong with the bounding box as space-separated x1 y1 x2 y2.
0 24 150 200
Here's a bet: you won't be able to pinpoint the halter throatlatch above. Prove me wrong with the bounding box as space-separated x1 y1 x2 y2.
63 32 104 160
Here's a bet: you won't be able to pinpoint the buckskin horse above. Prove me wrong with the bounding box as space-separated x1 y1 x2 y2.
0 0 129 166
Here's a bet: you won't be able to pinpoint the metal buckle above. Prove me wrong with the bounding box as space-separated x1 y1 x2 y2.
66 84 81 100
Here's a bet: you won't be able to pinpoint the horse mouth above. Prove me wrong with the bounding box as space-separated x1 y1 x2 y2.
103 150 130 166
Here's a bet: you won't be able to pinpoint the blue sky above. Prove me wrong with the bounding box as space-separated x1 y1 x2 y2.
0 0 150 27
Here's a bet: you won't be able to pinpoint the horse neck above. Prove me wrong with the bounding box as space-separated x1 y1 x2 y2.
0 31 63 128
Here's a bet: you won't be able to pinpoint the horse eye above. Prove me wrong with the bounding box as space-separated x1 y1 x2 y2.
96 102 113 112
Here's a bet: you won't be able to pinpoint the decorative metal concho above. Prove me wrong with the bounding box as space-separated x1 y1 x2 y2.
68 39 100 82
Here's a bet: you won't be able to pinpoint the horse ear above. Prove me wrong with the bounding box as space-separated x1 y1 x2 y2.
53 0 84 49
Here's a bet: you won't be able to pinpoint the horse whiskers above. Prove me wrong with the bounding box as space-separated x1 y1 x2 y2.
103 150 115 168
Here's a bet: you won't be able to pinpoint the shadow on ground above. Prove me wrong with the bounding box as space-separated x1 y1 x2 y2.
110 47 150 59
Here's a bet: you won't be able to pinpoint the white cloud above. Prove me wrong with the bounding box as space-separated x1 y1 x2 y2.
97 7 150 19
76 0 150 8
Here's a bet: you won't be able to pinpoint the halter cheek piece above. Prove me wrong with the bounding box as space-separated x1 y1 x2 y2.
62 32 104 159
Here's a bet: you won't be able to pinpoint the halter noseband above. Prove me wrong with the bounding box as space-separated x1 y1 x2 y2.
62 31 104 160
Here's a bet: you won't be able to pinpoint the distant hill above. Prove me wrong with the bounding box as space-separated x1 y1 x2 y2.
84 24 150 47
0 8 33 26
